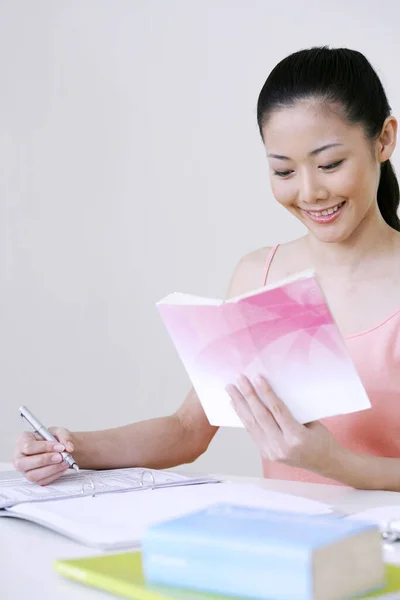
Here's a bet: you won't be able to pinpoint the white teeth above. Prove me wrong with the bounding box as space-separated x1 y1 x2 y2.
308 203 343 217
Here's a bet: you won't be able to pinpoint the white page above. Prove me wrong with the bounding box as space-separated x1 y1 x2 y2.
346 505 400 526
5 482 332 549
157 293 222 306
0 468 216 509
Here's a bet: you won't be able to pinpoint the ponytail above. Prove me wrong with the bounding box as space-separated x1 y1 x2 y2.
377 160 400 232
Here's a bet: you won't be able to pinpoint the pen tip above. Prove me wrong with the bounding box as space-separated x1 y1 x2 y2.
72 464 80 473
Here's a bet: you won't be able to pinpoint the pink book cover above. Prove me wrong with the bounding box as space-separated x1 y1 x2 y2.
156 271 371 427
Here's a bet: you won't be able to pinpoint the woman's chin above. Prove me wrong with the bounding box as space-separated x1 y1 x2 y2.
307 223 354 244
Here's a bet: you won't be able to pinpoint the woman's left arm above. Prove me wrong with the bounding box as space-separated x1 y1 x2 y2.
226 375 400 492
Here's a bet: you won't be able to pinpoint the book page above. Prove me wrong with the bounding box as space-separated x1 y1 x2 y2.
6 482 332 549
157 293 222 306
347 506 400 527
0 468 215 509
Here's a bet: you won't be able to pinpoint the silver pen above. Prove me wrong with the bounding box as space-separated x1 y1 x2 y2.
19 405 79 472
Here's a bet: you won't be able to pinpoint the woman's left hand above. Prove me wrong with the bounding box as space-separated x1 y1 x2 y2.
226 374 346 476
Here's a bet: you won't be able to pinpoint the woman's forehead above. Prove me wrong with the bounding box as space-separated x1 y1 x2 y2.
262 102 362 157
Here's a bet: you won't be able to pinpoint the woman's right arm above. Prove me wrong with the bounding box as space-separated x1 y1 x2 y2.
13 388 218 485
13 247 270 485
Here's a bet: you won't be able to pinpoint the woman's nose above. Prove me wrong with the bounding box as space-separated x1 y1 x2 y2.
298 172 329 205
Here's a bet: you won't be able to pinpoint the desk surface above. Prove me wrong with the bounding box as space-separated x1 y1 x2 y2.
3 461 400 600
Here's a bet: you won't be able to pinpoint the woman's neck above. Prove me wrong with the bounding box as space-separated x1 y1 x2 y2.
304 208 399 278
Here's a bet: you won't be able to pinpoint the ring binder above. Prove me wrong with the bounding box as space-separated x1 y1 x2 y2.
81 477 96 497
140 470 155 490
0 467 220 512
381 519 400 543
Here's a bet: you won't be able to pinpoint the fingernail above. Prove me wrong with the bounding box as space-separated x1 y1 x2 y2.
237 374 248 387
53 444 64 452
66 442 74 452
51 454 62 462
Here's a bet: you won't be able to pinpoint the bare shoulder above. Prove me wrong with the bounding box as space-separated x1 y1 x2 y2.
227 238 309 298
226 246 273 299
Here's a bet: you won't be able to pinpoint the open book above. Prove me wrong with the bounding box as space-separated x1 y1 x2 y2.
0 467 218 509
157 270 371 426
0 469 332 549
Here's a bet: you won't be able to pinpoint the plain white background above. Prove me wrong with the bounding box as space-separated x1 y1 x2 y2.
1 0 399 474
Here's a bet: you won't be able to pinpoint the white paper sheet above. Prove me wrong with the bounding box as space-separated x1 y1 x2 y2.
346 505 400 527
3 482 332 549
0 467 217 509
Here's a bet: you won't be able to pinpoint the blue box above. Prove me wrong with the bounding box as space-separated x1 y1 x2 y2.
142 504 384 600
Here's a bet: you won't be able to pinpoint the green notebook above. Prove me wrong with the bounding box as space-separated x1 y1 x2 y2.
54 552 232 600
54 551 400 600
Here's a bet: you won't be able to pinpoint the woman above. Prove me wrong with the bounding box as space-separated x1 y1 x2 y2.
13 47 400 490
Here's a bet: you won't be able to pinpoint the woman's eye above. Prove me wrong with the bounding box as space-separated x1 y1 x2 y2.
320 160 344 171
273 169 294 178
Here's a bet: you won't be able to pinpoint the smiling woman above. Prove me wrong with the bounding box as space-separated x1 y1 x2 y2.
12 46 400 492
227 46 400 488
261 100 397 245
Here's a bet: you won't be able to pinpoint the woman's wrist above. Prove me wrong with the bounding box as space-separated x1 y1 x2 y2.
321 446 400 491
313 442 355 485
69 431 94 469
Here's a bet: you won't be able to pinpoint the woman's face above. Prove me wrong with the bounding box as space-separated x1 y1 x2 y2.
262 101 388 243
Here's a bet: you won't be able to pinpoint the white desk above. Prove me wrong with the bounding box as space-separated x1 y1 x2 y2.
3 461 400 600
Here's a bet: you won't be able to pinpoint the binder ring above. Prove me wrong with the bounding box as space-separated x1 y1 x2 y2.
140 469 155 490
81 477 96 497
381 519 400 543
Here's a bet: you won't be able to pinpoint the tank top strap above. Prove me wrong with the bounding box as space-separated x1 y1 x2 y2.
262 245 279 286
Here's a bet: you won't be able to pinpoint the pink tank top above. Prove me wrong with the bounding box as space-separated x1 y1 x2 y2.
261 246 400 485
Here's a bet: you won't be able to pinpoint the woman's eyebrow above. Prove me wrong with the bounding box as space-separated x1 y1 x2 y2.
267 142 343 161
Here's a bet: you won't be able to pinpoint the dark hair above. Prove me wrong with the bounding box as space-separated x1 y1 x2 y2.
257 47 400 231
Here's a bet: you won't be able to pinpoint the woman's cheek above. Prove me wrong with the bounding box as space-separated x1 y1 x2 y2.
271 179 296 209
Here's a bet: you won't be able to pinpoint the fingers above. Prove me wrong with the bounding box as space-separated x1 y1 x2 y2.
226 382 261 433
236 375 282 434
14 449 63 473
34 468 70 487
226 377 282 460
13 428 74 486
226 374 319 469
226 374 300 439
13 453 69 485
13 446 70 485
15 432 65 457
25 462 70 485
49 427 74 453
252 375 299 433
226 376 279 436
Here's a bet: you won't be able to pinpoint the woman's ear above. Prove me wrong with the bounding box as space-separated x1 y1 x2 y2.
378 116 397 163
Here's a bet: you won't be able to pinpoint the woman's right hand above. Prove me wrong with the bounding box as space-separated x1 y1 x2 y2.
13 428 75 486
